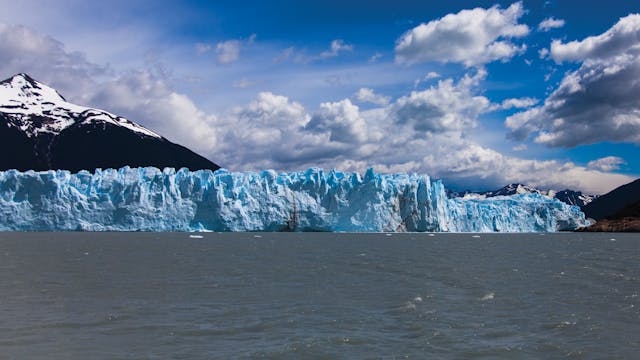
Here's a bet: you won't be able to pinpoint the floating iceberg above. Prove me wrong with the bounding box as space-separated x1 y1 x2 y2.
0 167 588 232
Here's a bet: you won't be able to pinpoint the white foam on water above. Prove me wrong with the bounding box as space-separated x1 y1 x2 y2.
253 235 262 238
385 233 393 237
404 301 416 310
188 234 204 239
413 296 423 302
472 235 481 238
479 292 495 301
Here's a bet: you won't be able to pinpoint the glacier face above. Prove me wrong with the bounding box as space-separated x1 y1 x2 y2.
0 167 588 232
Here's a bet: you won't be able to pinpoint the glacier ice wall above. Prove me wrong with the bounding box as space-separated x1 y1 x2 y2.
0 167 588 232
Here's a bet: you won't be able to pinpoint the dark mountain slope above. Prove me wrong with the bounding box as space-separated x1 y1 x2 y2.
0 73 220 172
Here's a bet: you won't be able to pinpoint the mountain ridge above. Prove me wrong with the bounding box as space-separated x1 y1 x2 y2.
447 183 598 207
0 73 220 172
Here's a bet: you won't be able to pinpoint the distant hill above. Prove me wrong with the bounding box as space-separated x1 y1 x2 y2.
579 179 640 232
0 73 220 172
582 178 640 220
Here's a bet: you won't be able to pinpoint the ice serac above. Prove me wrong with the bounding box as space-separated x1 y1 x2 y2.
0 167 588 232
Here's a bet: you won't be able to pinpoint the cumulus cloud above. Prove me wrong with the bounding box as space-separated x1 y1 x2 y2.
0 21 632 193
208 87 632 193
497 97 538 109
0 22 218 156
320 39 353 59
306 99 369 143
549 14 640 63
394 2 529 66
506 14 640 147
413 71 440 88
538 17 565 32
587 156 626 172
88 70 219 155
538 47 549 59
392 68 490 133
0 22 105 102
353 88 390 106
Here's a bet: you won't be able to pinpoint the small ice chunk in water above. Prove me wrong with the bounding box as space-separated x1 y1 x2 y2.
479 292 495 301
472 235 481 238
189 234 203 239
428 233 435 237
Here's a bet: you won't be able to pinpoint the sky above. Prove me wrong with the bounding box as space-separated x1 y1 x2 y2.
0 0 638 194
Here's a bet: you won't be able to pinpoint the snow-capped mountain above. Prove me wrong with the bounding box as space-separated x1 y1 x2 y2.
448 183 598 207
554 190 598 207
0 73 219 172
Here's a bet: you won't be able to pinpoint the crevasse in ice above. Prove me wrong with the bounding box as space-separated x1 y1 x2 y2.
0 167 588 232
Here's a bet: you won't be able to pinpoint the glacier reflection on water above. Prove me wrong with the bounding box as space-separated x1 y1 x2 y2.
0 167 587 232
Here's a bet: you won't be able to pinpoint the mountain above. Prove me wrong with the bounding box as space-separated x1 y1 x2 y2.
554 189 598 207
447 183 597 207
582 178 640 220
0 73 219 172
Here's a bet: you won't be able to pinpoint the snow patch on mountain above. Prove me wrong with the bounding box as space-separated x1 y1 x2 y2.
0 73 160 138
449 183 598 207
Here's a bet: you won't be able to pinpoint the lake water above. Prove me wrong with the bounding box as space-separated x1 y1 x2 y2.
0 232 638 359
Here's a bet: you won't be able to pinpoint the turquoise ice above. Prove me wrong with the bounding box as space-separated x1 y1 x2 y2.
0 167 588 232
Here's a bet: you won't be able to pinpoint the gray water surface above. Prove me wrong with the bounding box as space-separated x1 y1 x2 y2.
0 232 638 359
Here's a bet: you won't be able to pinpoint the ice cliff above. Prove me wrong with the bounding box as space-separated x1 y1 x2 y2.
0 167 588 232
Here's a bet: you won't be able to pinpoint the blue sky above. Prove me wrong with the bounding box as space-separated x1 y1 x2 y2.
0 0 638 193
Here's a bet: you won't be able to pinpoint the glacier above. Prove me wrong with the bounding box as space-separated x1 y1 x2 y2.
0 167 588 232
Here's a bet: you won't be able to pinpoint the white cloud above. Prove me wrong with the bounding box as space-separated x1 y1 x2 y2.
320 39 353 59
512 144 527 151
538 47 549 59
392 68 490 133
215 39 241 64
88 70 219 155
499 97 538 109
0 21 632 194
549 14 640 63
210 92 321 170
413 71 440 88
0 22 105 102
353 87 390 106
587 156 626 172
306 99 368 143
507 14 640 147
538 17 565 32
394 2 529 66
